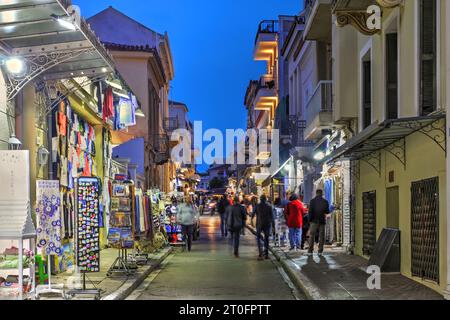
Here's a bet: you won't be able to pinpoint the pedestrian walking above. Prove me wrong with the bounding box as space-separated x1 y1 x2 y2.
284 194 307 251
254 195 274 260
176 196 199 252
227 196 247 258
307 190 330 256
217 194 230 237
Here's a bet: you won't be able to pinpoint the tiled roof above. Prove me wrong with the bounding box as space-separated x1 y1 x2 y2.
103 42 156 53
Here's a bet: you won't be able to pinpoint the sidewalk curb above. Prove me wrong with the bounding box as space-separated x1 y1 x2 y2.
102 247 173 300
246 226 326 301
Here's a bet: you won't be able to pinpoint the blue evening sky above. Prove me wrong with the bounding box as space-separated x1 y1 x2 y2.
74 0 302 172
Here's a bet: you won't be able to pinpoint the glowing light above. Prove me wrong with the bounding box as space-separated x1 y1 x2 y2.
5 57 25 74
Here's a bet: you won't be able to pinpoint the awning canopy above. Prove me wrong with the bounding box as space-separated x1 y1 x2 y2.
0 0 129 100
325 113 446 167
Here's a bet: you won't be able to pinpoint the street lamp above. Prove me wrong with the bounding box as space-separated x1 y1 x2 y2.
51 14 77 31
5 57 25 75
135 107 145 118
8 134 22 150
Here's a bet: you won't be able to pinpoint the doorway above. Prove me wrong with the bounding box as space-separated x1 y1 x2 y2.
386 187 399 229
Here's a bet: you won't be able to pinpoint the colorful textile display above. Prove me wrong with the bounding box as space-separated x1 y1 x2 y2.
36 180 62 256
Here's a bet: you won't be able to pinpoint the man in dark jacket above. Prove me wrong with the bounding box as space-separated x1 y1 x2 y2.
254 195 274 260
218 194 230 238
227 196 247 258
307 190 330 256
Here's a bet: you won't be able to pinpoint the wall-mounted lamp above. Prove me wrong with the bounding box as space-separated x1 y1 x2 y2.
1 56 26 75
8 134 22 150
38 146 50 166
135 107 145 118
50 13 77 31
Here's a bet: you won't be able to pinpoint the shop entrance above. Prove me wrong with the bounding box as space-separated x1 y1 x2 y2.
386 187 399 229
362 191 377 257
411 177 439 283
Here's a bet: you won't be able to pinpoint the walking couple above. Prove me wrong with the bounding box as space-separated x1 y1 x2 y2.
284 190 330 256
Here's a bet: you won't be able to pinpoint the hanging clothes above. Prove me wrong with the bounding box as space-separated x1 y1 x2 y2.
103 87 114 121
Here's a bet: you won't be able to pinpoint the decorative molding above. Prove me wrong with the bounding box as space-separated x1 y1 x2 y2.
335 10 380 36
376 0 403 8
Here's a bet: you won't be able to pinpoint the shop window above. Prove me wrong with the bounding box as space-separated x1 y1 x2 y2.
362 191 376 256
419 0 437 116
411 177 439 283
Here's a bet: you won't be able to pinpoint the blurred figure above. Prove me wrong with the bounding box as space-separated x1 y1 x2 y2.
176 196 198 252
227 196 247 258
217 194 230 238
307 190 330 256
254 195 274 260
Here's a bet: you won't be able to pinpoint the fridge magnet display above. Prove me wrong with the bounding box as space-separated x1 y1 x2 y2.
75 177 100 273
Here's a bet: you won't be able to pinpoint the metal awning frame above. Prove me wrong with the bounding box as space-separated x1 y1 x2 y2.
0 0 133 102
326 113 446 176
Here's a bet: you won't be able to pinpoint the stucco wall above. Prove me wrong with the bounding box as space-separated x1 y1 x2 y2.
355 131 447 294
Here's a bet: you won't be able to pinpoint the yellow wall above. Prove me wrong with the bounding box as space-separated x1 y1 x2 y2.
356 130 447 294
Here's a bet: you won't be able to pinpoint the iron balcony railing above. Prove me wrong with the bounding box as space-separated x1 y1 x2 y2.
304 0 316 25
305 81 333 127
255 20 279 44
259 75 276 89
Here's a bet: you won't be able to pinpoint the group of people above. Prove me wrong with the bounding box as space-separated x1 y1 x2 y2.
175 189 331 260
216 189 331 259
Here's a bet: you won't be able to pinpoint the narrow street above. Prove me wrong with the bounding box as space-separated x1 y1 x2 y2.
131 215 301 300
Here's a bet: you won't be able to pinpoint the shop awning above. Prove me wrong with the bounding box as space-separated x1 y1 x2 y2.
325 113 446 166
0 0 128 100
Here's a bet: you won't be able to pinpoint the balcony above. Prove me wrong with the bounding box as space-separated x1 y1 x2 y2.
254 75 278 112
303 0 333 41
305 81 333 141
254 20 278 61
151 134 171 165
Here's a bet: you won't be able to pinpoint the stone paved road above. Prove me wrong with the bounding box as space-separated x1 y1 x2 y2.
135 215 300 300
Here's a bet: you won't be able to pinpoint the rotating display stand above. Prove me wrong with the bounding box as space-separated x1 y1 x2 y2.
107 177 137 277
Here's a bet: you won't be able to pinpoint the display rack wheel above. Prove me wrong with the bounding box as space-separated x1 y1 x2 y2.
106 272 112 277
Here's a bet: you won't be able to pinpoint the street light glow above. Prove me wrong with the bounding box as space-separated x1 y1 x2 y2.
313 151 325 161
51 14 77 30
5 57 25 74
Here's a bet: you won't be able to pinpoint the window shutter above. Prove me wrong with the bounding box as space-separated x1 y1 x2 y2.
420 0 437 116
386 33 398 120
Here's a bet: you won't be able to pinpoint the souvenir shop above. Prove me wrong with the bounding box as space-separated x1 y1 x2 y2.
312 132 352 249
